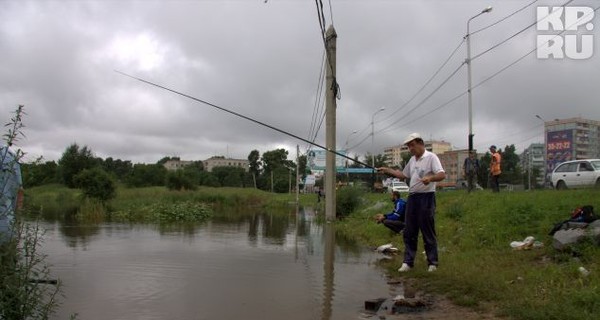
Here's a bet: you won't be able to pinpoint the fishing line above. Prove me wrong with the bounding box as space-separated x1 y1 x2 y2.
115 70 374 170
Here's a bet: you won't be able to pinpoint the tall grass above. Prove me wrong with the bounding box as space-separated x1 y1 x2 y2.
338 189 600 319
26 185 274 223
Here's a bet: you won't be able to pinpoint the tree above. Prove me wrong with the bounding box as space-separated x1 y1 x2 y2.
261 149 293 174
298 155 307 181
73 167 116 202
102 157 133 182
248 150 261 176
58 143 99 188
125 163 167 187
198 171 220 187
478 153 491 188
349 155 364 168
182 161 204 185
21 158 59 187
363 153 389 168
500 145 522 184
166 170 196 191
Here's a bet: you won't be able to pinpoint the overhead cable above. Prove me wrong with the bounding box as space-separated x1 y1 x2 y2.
470 0 539 36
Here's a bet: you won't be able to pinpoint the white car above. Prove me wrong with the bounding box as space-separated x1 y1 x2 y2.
389 181 409 193
551 159 600 189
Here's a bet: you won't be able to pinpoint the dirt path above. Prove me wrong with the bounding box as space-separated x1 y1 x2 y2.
367 278 502 320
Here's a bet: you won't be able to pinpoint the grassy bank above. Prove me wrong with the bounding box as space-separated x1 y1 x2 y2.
338 189 600 320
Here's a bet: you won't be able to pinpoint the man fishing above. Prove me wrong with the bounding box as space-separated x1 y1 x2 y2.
377 133 445 273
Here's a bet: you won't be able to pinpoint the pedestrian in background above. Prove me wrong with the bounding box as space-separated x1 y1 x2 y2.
463 150 479 192
489 145 502 192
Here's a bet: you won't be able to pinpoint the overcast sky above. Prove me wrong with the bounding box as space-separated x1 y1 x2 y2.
1 0 598 164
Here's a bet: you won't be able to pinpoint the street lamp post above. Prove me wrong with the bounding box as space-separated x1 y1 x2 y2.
344 130 358 183
371 107 385 191
536 114 546 187
466 6 492 191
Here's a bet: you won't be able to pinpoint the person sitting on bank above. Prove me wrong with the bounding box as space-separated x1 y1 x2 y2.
375 191 406 234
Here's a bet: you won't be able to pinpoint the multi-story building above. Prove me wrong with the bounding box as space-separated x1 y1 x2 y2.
543 117 600 173
438 149 471 186
520 143 545 185
163 159 193 171
384 140 452 168
203 156 249 172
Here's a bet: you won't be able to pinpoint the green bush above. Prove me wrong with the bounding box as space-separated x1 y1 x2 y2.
73 167 116 202
336 187 363 218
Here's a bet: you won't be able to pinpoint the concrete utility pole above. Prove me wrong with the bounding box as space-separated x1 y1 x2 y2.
296 145 300 205
325 25 337 221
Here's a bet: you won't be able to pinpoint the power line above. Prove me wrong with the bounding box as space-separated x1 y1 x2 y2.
375 38 466 126
327 0 335 27
477 123 544 149
376 61 466 135
349 38 466 149
470 0 539 36
373 0 548 133
306 50 326 150
117 70 374 168
314 0 340 100
472 4 599 93
471 0 575 62
377 2 598 136
393 91 467 132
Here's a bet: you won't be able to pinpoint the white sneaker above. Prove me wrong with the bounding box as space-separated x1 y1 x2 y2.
398 263 412 272
428 265 437 272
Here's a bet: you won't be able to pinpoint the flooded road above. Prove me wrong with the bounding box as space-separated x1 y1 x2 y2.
39 207 399 320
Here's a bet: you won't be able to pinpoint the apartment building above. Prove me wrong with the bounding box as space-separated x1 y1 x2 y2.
544 117 600 173
384 140 452 167
203 156 249 172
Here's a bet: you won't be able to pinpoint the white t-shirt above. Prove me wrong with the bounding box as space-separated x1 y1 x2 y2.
402 150 445 193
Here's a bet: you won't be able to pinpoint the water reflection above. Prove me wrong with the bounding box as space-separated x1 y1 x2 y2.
322 222 335 320
37 206 393 320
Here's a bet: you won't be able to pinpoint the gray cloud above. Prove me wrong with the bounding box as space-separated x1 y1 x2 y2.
1 0 598 164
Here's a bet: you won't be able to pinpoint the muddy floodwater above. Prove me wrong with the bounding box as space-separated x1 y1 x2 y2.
38 207 399 320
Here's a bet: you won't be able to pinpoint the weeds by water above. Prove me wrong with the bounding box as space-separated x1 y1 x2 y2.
1 105 63 319
112 201 212 223
0 218 62 320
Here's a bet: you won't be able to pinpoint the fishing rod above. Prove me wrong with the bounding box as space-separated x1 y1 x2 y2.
115 70 375 170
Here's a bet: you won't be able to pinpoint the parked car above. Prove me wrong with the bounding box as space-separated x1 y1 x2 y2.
551 159 600 189
389 181 409 193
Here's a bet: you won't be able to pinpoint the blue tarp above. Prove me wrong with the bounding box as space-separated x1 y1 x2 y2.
1 146 22 243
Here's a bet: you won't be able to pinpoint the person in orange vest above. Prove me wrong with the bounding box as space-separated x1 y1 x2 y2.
489 145 502 192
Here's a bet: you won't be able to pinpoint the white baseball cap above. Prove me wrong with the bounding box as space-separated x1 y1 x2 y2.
403 132 421 145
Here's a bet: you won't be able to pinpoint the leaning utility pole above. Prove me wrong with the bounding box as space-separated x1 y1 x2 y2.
325 26 337 221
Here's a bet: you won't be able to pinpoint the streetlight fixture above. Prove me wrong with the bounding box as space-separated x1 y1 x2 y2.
371 107 385 191
466 6 492 191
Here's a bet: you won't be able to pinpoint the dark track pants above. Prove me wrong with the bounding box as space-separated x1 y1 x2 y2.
382 219 405 233
490 174 500 192
403 192 438 267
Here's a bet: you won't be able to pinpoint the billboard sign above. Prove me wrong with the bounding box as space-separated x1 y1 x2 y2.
307 149 346 170
546 129 573 173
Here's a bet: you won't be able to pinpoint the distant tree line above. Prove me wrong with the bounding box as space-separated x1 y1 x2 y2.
21 144 308 199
